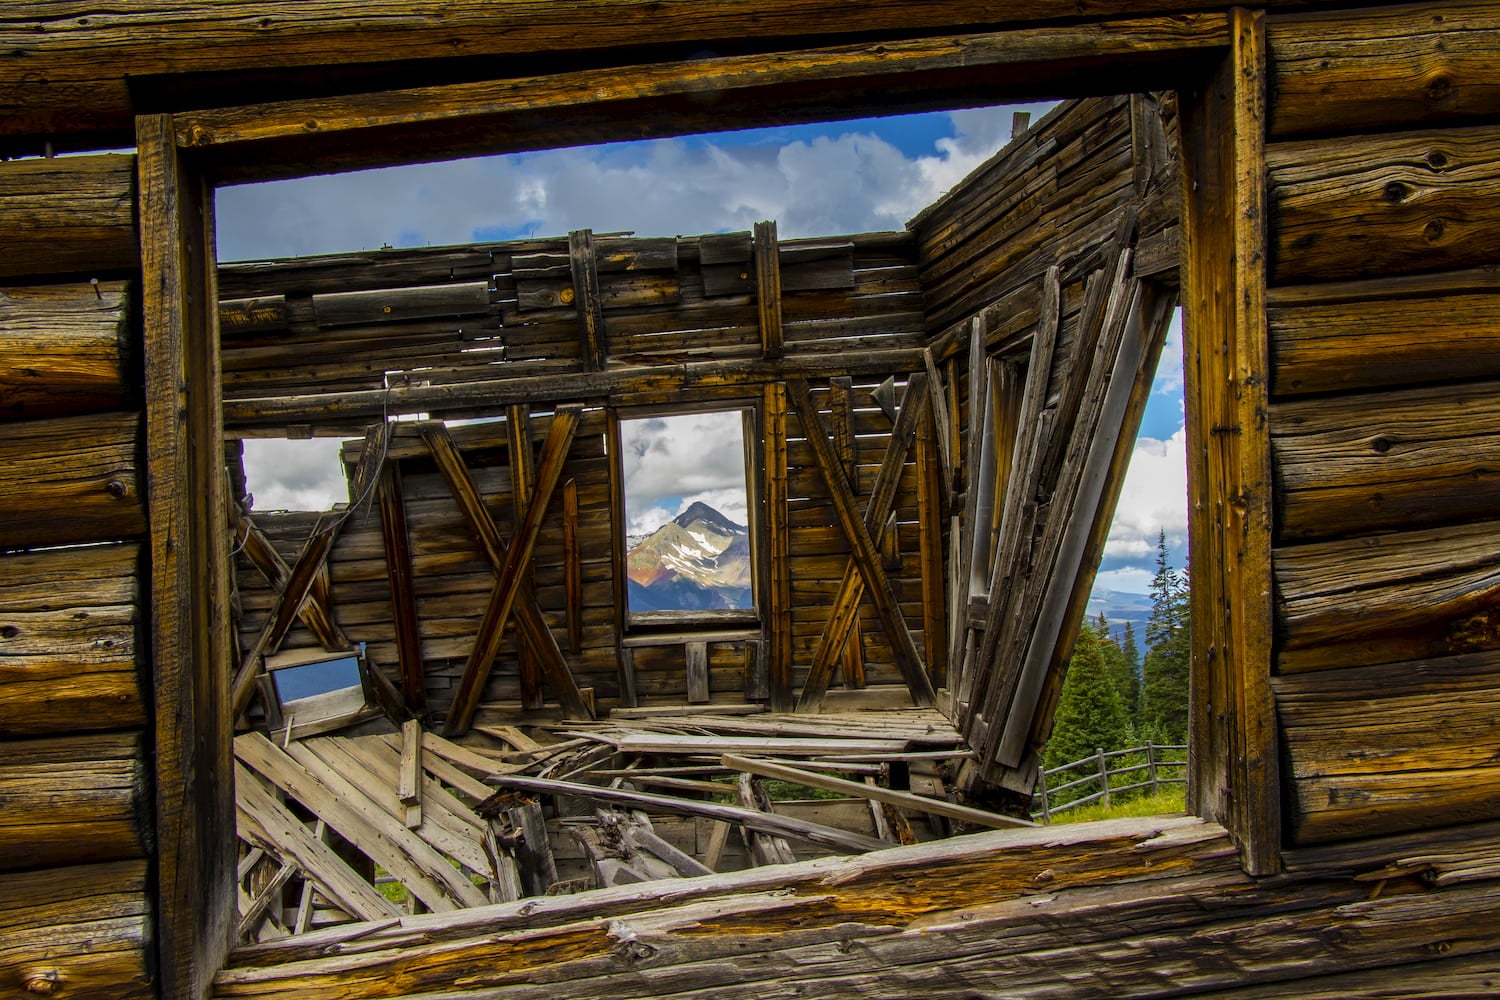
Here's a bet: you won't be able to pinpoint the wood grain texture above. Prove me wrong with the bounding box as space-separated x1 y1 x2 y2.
0 410 146 549
1268 0 1500 138
1269 123 1500 285
0 732 150 871
1272 378 1500 541
0 154 138 279
139 113 237 1000
0 279 133 421
1178 9 1279 874
0 860 153 1000
1277 649 1500 843
0 542 144 737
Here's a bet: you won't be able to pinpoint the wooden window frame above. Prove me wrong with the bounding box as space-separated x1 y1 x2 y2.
141 9 1275 992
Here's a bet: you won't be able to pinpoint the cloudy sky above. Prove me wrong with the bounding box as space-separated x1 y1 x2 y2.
222 102 1187 592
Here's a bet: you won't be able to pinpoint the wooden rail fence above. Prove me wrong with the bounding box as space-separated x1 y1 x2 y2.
1032 743 1186 822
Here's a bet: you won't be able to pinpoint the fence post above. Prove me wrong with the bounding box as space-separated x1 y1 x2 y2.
1037 771 1051 823
1096 747 1109 808
1146 741 1159 794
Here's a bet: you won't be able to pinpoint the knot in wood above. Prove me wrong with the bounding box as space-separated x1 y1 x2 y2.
1426 149 1450 171
1424 218 1448 243
105 479 128 498
1369 436 1393 454
1425 73 1454 104
23 971 61 995
1382 181 1409 204
0 625 19 640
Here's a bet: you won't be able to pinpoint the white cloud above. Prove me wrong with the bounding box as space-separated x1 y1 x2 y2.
241 438 348 511
1100 425 1190 588
1093 567 1154 594
620 411 750 535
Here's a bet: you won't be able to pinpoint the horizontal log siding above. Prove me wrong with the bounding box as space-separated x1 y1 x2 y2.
1267 7 1500 846
0 151 154 997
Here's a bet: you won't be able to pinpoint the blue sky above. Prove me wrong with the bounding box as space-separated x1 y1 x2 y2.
222 103 1187 592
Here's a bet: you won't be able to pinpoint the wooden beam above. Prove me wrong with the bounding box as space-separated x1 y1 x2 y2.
0 279 132 421
916 401 949 691
375 464 425 715
829 376 858 494
569 229 607 372
787 378 933 708
398 718 423 829
724 755 1035 830
562 478 584 654
232 504 349 651
763 383 793 712
507 405 544 711
796 374 929 711
445 405 583 735
755 219 784 359
418 420 594 723
605 410 636 707
1179 7 1280 875
138 113 234 1000
685 641 710 705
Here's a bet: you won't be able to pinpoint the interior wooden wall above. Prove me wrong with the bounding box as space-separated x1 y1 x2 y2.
227 233 934 719
0 154 156 997
1264 0 1500 847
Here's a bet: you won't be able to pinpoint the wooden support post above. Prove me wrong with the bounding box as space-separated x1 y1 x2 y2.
1180 6 1280 875
232 504 348 650
754 219 783 359
922 348 955 506
377 464 425 715
736 773 796 866
445 405 582 735
569 228 607 371
787 378 933 708
797 374 930 712
507 404 543 711
763 383 793 712
562 478 583 654
685 641 710 704
916 401 949 691
946 318 987 689
419 421 594 725
399 718 423 829
829 375 858 494
140 112 236 1000
841 618 866 690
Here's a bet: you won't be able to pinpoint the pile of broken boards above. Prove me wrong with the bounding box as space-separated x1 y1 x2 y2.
234 707 1033 943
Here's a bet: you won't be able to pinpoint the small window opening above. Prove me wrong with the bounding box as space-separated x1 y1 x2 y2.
619 408 757 623
262 646 374 740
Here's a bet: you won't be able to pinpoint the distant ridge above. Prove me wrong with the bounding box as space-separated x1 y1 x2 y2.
627 502 752 612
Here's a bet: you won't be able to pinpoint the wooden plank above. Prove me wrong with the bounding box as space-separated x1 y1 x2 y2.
376 464 425 714
796 374 930 711
736 773 798 866
0 279 132 421
755 219 784 359
219 294 288 336
481 774 885 854
233 762 398 923
605 411 635 707
1268 0 1500 138
0 154 138 279
0 543 145 736
946 318 987 691
1268 123 1500 285
1178 9 1280 875
0 860 152 1000
311 281 490 327
399 718 423 829
685 641 710 705
726 755 1034 830
507 404 543 711
1272 379 1500 542
161 13 1233 184
233 504 349 650
916 402 949 690
0 410 146 549
764 382 793 712
445 404 583 735
829 376 858 493
562 478 584 653
223 348 925 428
137 113 235 1000
787 378 933 708
569 229 607 371
0 731 150 869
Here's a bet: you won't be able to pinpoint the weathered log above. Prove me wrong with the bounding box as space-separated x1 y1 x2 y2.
312 281 491 328
1268 0 1500 138
0 280 133 421
1272 378 1500 541
0 860 153 1000
0 410 146 549
1269 124 1500 285
0 155 138 279
0 732 150 870
0 542 144 736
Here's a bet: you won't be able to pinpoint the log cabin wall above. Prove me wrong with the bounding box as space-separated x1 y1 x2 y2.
910 94 1180 797
224 232 934 720
1264 0 1500 847
0 155 156 996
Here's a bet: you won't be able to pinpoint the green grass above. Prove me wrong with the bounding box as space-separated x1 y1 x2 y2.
1041 786 1186 825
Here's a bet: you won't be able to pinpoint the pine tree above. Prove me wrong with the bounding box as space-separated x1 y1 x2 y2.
1044 626 1130 770
1141 533 1191 743
1121 620 1142 716
1094 613 1139 724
